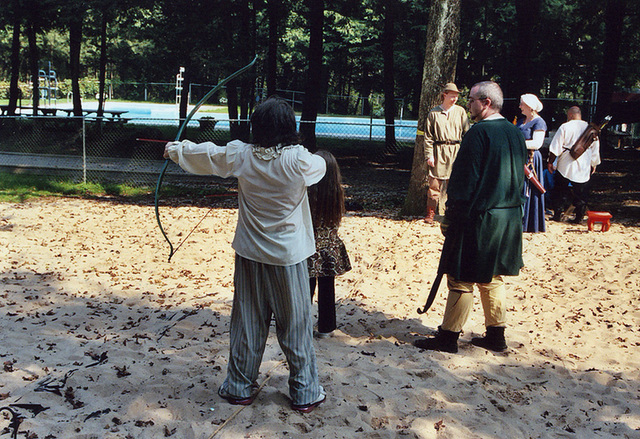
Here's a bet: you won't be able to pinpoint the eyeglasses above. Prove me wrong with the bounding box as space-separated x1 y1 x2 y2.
468 96 487 104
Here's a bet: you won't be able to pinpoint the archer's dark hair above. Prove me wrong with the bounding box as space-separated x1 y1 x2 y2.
308 150 345 228
250 96 300 148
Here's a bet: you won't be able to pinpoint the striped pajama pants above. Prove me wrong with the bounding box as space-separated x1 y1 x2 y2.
220 254 322 406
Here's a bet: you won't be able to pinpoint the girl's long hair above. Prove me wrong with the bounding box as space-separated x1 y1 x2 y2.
308 150 345 228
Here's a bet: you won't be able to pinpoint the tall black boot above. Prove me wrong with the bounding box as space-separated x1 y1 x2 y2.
471 326 507 352
413 327 460 353
571 205 586 224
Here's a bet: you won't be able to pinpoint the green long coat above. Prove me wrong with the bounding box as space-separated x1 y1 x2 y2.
442 117 527 283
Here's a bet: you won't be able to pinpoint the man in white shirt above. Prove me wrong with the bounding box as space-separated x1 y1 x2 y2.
547 106 601 224
164 97 327 413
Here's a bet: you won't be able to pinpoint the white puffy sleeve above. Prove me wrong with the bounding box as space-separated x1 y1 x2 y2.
590 139 601 168
298 148 327 186
525 130 546 150
166 140 236 177
548 126 565 157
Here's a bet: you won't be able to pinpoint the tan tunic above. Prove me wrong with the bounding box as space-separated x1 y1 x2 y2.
424 104 470 179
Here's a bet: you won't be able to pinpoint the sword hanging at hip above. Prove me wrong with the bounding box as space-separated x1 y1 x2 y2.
417 233 452 314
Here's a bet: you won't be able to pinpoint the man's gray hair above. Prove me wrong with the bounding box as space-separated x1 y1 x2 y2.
473 81 503 111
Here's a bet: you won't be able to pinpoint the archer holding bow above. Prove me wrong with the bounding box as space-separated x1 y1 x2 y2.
164 96 327 413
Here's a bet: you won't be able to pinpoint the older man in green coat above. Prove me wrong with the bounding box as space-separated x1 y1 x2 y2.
414 81 526 353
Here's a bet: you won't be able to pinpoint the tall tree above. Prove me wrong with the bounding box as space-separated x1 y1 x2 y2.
300 0 324 152
26 22 40 115
238 0 256 141
23 0 46 115
266 0 281 97
223 0 256 141
91 0 125 119
508 0 542 97
595 0 627 122
96 9 109 119
156 0 223 121
382 0 397 151
402 0 461 217
6 0 22 115
457 1 515 94
68 7 85 116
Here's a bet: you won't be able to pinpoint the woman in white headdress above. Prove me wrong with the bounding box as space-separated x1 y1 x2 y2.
518 93 547 233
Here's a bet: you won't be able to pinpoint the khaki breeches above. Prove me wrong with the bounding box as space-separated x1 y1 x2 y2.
440 275 506 333
427 176 449 216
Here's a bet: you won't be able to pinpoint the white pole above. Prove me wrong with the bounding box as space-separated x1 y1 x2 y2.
82 116 87 184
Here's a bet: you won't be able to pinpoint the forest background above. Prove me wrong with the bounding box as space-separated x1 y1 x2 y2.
1 0 638 217
0 0 638 125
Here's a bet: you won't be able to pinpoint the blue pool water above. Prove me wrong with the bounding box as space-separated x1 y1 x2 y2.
79 101 418 141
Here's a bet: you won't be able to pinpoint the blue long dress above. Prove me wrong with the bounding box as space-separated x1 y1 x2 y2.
518 117 547 233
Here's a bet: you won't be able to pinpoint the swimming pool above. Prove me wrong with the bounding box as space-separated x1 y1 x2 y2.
77 101 419 141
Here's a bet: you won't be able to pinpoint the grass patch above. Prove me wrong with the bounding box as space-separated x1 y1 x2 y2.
0 173 146 202
0 172 228 203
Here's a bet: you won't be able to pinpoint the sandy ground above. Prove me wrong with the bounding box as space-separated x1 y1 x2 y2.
1 198 639 439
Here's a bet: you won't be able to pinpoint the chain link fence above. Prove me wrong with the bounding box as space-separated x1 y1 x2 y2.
0 115 416 188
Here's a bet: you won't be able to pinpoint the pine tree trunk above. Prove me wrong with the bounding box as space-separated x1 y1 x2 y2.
382 0 397 152
401 0 461 217
227 78 240 138
237 0 254 141
266 0 279 97
300 0 324 153
27 23 40 116
509 0 542 97
69 17 84 117
97 13 109 119
596 0 626 122
8 11 21 115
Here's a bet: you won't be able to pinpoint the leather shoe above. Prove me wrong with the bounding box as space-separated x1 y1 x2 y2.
292 392 326 413
218 386 254 406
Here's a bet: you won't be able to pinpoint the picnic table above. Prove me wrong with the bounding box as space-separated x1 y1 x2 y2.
1 105 59 116
101 110 129 122
57 108 129 122
1 105 129 125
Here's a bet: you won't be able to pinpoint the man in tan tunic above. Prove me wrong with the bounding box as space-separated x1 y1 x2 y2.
423 82 470 223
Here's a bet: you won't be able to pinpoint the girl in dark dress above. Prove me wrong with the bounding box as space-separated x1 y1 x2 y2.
308 150 351 338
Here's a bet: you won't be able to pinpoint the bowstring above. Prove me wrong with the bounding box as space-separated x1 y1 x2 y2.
155 56 258 262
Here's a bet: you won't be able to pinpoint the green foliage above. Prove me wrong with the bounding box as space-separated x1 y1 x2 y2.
58 77 101 99
0 0 638 121
0 80 31 99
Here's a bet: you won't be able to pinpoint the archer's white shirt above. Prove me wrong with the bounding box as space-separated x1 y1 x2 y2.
548 119 601 184
167 140 326 266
